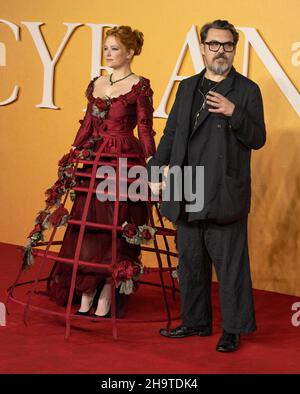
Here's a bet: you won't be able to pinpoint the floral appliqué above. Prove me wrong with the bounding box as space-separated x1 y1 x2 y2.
92 97 111 119
121 222 156 245
112 260 141 295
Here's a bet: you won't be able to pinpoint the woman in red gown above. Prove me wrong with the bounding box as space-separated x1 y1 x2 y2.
49 26 156 317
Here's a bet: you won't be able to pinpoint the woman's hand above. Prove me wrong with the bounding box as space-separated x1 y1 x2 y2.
148 180 166 196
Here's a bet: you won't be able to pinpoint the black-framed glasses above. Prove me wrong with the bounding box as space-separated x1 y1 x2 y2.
204 41 235 52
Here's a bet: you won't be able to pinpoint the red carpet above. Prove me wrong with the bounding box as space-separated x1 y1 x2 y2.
0 242 300 374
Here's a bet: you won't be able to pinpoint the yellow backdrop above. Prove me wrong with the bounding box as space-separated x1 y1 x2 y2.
1 0 300 295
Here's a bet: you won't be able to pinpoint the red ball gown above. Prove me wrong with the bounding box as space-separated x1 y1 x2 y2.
50 76 156 306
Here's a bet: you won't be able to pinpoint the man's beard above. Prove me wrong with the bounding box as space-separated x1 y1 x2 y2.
207 54 231 75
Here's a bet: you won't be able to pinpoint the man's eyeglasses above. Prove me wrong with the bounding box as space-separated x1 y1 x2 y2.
204 41 236 52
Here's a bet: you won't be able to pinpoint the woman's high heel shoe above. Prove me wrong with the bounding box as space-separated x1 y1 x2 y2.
93 309 111 318
93 288 125 318
75 281 105 316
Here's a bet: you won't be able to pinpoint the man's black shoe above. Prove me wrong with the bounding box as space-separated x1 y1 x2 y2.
159 324 212 338
216 331 240 352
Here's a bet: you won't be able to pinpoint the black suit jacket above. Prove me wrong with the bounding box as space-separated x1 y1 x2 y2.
148 67 266 223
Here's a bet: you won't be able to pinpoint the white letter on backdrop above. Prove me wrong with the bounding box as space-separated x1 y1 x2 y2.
21 22 82 109
0 19 20 106
86 24 117 79
238 27 300 118
154 25 204 119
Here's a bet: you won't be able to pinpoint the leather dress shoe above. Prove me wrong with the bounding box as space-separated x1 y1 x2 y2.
160 324 212 338
216 331 240 352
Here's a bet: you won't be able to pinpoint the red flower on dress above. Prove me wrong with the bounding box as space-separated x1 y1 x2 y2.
63 167 74 177
45 188 60 205
94 99 110 111
58 152 72 167
82 149 90 158
122 222 156 245
134 79 153 98
35 210 49 224
142 85 153 98
141 228 152 240
82 140 94 149
64 178 75 189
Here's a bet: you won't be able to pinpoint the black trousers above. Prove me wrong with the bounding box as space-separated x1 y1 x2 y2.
176 217 256 334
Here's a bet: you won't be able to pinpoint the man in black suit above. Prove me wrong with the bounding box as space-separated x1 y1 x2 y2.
147 20 266 352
